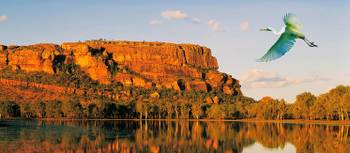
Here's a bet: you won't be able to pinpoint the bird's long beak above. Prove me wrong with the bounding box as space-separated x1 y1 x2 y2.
310 42 318 47
304 38 318 47
260 28 271 31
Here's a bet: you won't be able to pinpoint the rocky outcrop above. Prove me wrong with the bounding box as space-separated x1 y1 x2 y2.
5 44 62 74
0 45 7 69
0 40 241 96
114 73 153 89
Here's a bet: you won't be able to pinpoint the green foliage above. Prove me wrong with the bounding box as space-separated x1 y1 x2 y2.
292 92 316 119
252 98 287 120
310 85 350 120
0 64 99 89
0 101 20 118
55 63 99 89
206 104 226 119
1 84 350 121
20 103 34 118
135 100 143 119
34 101 46 118
62 98 83 118
165 100 174 119
92 99 118 118
191 102 203 119
87 103 98 118
46 100 63 118
180 103 190 119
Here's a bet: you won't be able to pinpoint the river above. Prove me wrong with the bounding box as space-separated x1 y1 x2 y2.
0 120 349 153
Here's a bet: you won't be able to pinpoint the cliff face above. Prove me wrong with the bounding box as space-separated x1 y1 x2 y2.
0 41 241 96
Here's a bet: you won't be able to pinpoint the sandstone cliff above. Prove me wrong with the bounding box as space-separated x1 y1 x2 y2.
0 40 241 97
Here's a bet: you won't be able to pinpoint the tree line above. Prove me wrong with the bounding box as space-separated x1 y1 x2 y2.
0 85 349 120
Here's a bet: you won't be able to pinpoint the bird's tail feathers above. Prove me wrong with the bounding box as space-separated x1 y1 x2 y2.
256 58 268 62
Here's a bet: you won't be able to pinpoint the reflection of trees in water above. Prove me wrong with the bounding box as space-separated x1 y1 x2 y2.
0 120 349 153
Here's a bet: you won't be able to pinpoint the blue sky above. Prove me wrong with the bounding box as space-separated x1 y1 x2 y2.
0 0 349 101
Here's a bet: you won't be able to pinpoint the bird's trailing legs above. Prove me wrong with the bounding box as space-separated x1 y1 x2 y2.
303 38 318 47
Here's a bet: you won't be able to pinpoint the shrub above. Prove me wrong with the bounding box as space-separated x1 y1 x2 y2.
0 101 20 118
62 98 83 118
33 101 46 118
206 104 226 119
20 103 34 118
46 100 63 118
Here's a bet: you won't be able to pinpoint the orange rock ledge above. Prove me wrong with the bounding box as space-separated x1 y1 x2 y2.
0 40 242 96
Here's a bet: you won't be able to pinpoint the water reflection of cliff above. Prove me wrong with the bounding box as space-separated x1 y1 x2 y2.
0 120 349 153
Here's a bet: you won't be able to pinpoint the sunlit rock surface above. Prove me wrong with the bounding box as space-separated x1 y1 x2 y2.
0 40 241 96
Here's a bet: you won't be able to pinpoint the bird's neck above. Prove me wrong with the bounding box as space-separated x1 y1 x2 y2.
270 26 285 35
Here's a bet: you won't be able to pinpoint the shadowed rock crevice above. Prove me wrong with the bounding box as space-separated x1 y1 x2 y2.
52 55 66 73
177 79 186 91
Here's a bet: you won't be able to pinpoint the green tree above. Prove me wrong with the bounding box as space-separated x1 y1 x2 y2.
46 100 63 118
135 100 143 119
341 93 350 120
180 103 190 119
142 101 150 119
158 100 167 119
254 97 273 119
191 102 203 120
165 102 174 119
309 100 327 120
20 103 34 118
33 101 46 118
62 99 83 118
0 101 20 118
276 99 287 120
87 103 98 118
292 92 316 119
93 99 117 118
174 102 180 119
326 85 350 120
206 104 225 119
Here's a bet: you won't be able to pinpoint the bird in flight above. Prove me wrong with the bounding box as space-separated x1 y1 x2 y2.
258 13 317 62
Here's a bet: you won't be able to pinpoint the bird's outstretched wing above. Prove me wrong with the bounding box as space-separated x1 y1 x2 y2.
257 33 296 62
283 13 302 30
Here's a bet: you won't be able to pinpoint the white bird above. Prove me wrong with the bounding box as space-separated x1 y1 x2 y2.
258 13 317 62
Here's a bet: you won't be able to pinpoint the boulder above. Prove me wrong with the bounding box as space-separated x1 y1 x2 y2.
213 96 221 104
7 44 59 74
223 85 234 95
187 80 208 92
205 70 226 90
205 96 214 104
114 73 152 89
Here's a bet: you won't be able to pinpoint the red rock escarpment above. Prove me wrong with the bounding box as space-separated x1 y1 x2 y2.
0 41 241 96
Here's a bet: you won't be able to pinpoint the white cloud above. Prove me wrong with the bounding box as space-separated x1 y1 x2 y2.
208 20 220 32
0 15 8 22
159 10 200 25
161 10 188 20
239 21 249 31
192 17 201 24
303 75 331 83
240 69 331 89
149 19 163 25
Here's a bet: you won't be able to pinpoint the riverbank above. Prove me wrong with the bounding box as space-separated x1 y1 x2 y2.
2 118 350 125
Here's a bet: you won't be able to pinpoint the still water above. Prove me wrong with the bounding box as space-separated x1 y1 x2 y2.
0 120 349 153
